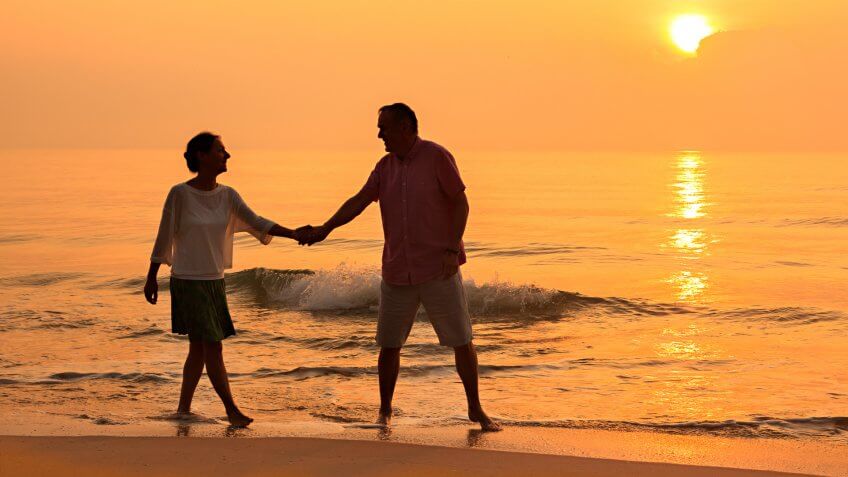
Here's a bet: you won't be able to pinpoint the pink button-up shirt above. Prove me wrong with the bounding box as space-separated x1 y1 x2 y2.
359 138 467 286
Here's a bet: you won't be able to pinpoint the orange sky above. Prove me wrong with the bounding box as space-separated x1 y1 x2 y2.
2 0 846 151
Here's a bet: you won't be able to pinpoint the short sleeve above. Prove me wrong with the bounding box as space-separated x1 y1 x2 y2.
230 189 275 245
358 161 382 203
435 148 466 199
150 186 178 266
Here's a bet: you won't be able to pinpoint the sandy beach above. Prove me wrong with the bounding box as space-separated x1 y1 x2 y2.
0 435 818 477
4 411 847 476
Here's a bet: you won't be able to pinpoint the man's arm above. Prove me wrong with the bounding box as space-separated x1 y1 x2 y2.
447 190 469 251
301 190 373 245
442 190 469 278
325 190 374 230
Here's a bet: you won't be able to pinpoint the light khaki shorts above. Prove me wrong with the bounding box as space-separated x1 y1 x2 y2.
376 271 473 348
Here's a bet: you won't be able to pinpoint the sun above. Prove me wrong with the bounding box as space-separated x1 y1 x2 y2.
670 14 714 54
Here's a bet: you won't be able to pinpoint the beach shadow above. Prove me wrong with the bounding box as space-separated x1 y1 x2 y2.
225 425 251 438
376 425 392 441
466 429 485 448
176 423 191 437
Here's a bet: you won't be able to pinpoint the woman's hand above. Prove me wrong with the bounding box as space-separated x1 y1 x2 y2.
295 225 331 246
144 276 158 304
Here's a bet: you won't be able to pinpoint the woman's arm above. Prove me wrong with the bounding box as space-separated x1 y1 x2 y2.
231 190 292 244
151 187 177 265
144 262 161 304
268 224 296 240
147 188 177 304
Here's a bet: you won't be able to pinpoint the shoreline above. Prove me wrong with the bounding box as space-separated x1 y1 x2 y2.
0 435 818 477
2 415 846 476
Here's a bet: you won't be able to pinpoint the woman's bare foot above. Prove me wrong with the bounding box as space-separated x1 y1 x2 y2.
376 410 392 427
469 409 501 432
165 410 199 421
226 410 253 427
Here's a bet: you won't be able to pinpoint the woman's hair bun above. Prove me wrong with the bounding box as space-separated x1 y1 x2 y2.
183 132 219 173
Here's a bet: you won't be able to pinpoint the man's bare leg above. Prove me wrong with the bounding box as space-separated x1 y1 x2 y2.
454 341 501 431
378 347 401 426
177 339 205 414
203 341 253 427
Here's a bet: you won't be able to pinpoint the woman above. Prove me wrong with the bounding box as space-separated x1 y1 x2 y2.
144 132 298 427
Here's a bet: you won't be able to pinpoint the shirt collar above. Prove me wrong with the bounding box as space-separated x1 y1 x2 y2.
394 136 422 161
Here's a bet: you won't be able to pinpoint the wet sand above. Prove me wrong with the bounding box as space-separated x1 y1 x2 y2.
3 412 847 476
0 435 816 477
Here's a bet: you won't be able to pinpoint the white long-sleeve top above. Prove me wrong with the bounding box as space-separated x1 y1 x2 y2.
151 183 276 279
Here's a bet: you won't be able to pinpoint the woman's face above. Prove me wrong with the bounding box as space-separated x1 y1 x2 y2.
198 138 231 175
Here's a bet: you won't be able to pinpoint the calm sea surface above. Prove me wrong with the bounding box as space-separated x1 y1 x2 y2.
0 148 846 442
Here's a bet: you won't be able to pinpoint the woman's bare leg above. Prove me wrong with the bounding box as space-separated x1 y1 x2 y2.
177 339 205 414
202 341 252 426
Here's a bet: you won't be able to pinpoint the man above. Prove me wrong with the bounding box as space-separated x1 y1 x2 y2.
298 103 500 431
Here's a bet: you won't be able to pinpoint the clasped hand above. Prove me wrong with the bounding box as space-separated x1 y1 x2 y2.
293 225 330 246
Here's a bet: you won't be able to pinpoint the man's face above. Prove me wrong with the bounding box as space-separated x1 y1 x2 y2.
377 111 409 153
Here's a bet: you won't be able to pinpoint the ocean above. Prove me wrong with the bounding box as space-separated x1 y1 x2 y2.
0 148 846 444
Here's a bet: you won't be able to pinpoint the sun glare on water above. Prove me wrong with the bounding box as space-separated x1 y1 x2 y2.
670 14 714 54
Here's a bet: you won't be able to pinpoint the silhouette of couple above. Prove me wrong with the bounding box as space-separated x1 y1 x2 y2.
144 103 500 431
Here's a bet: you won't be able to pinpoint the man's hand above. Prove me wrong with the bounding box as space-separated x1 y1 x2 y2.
295 224 331 246
306 225 331 245
441 250 460 279
144 277 158 304
293 225 314 244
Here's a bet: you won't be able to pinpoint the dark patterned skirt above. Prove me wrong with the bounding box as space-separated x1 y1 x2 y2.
170 277 235 342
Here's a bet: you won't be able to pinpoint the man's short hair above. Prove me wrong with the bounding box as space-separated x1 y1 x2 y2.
379 103 418 134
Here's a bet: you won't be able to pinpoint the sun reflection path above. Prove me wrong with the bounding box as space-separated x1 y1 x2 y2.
672 154 706 220
666 152 711 302
670 229 706 255
667 270 708 301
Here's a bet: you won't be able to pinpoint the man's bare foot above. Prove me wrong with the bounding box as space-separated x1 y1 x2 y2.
227 410 253 427
377 410 392 427
469 409 502 432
